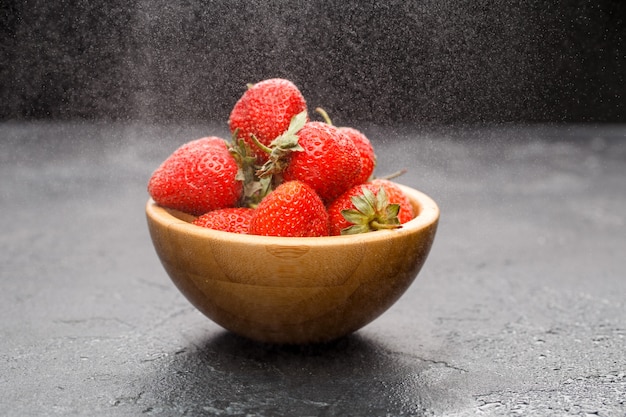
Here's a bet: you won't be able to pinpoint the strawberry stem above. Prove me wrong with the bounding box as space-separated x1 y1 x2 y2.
315 107 333 125
250 134 273 155
370 220 402 230
377 169 408 180
254 111 307 179
339 186 402 235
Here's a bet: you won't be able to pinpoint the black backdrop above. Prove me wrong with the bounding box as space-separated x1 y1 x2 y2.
1 0 624 125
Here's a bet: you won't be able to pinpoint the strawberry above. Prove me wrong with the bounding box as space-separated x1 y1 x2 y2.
249 181 329 237
340 127 376 185
229 78 308 162
370 179 415 224
327 179 415 235
315 108 376 186
282 122 362 203
148 137 242 216
192 207 254 234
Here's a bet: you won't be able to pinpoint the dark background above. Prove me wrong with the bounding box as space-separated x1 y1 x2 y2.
1 0 624 126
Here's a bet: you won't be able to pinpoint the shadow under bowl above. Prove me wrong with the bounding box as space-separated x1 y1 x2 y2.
146 184 439 345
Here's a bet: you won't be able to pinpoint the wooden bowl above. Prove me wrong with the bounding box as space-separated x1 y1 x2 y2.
145 184 439 344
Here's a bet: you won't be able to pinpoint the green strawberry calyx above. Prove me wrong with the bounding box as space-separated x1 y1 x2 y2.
229 132 272 208
341 186 402 235
254 110 307 179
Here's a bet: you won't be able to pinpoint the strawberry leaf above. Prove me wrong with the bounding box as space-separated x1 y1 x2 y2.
385 203 401 220
350 194 375 218
256 110 307 179
342 223 371 235
342 209 367 224
271 110 307 148
340 186 403 235
374 186 389 212
228 131 275 208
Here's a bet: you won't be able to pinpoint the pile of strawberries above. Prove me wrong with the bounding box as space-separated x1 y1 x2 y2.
148 78 415 237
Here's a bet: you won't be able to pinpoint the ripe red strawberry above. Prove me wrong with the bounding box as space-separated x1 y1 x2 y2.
278 121 362 203
249 181 329 237
315 108 376 186
192 207 254 234
148 137 242 216
340 127 376 186
370 179 415 224
229 78 307 162
327 179 415 235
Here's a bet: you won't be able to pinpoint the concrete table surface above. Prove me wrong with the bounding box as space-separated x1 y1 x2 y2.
1 122 625 416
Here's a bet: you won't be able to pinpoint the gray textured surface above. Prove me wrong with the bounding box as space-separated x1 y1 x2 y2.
1 123 625 416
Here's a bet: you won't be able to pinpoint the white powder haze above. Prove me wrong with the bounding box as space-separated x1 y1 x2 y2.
1 0 624 125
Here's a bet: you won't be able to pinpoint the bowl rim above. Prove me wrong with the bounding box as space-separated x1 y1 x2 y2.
146 183 439 246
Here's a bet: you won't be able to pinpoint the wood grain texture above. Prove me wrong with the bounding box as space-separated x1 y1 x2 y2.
146 184 439 344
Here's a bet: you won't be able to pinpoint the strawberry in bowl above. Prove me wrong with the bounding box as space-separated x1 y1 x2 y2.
145 79 439 344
